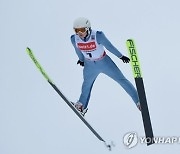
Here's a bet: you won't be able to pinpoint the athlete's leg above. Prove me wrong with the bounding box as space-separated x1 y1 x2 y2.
79 63 99 109
102 56 139 104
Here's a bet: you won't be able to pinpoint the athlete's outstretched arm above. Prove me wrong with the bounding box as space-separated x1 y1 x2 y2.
71 35 84 62
96 31 123 58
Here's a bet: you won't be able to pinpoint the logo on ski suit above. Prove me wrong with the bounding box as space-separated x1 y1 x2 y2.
77 42 96 51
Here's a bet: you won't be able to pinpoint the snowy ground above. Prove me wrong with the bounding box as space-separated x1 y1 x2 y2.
1 0 180 153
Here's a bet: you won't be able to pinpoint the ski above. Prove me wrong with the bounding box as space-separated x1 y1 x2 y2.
26 47 113 150
126 39 154 146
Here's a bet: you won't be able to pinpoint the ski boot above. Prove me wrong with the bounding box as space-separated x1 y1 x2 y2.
136 102 141 111
71 101 88 116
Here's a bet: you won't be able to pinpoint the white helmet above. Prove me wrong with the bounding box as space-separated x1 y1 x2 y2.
73 17 91 29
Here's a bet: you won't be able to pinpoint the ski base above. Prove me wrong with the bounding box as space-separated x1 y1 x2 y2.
26 47 113 150
135 77 154 146
126 39 154 146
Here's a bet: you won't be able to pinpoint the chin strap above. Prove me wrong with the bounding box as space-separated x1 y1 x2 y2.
83 28 92 41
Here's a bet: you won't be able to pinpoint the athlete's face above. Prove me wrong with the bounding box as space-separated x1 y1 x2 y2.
74 28 87 39
77 31 87 39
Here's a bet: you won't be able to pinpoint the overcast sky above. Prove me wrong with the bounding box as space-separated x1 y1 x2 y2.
1 0 180 153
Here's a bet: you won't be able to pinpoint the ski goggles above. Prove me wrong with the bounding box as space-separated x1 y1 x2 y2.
74 28 87 34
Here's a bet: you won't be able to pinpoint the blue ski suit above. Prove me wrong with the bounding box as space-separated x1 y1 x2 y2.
71 30 139 109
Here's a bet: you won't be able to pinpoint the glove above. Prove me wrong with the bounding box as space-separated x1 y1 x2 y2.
120 56 130 63
77 60 84 67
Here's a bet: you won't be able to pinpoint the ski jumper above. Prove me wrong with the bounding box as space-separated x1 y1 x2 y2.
71 30 139 109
